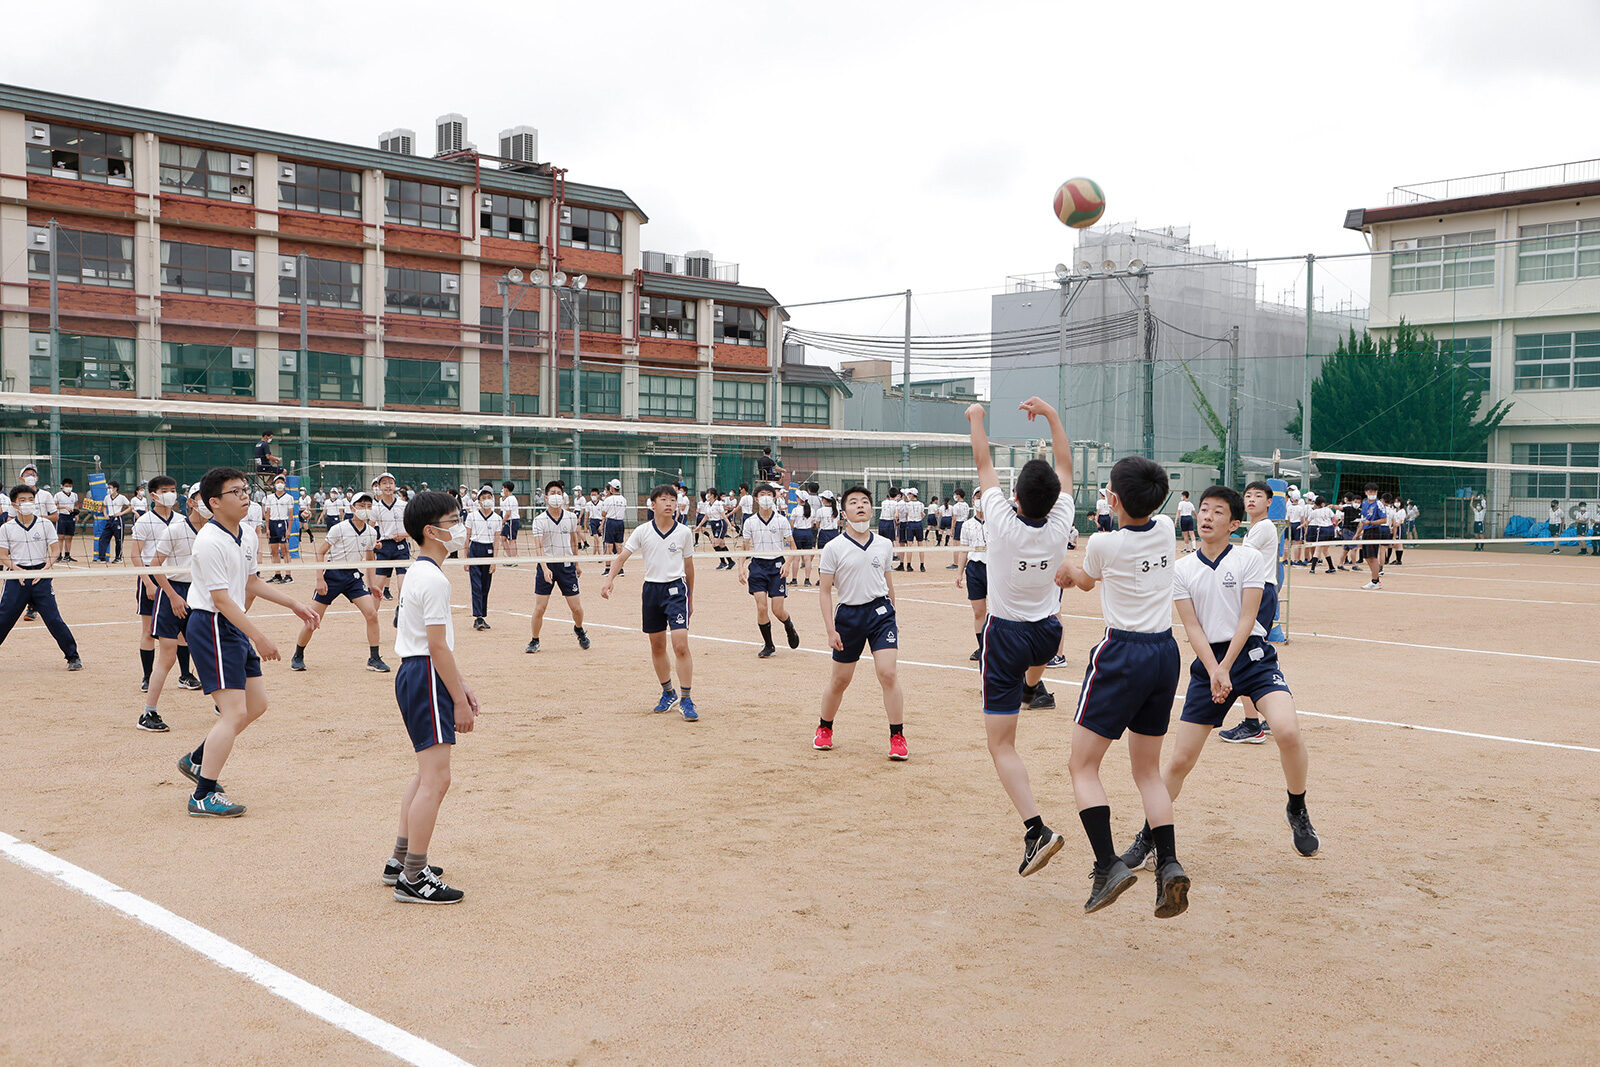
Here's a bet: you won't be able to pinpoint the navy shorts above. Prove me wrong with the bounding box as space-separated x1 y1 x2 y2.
326 515 339 530
589 518 601 536
642 579 689 634
904 521 924 543
604 518 625 544
1473 521 1485 534
1096 514 1113 532
793 528 817 550
136 577 155 617
1257 580 1279 635
1073 628 1181 740
709 520 728 539
396 656 455 752
152 580 191 640
57 515 76 536
833 597 898 663
965 559 988 601
536 561 580 598
747 558 788 598
817 529 839 548
941 516 952 530
1180 638 1292 727
952 520 964 540
878 519 896 540
315 568 371 605
1289 526 1304 542
185 609 262 694
981 615 1063 715
268 519 288 544
502 517 520 541
1179 515 1195 533
375 538 410 577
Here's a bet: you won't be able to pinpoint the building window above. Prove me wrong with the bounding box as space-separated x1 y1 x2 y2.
480 392 539 414
643 296 696 340
1390 230 1494 294
159 143 252 201
26 122 132 184
481 193 539 241
384 358 460 407
560 206 621 252
162 342 255 397
1436 336 1492 386
1517 219 1600 283
29 333 135 391
279 162 361 217
717 305 766 346
573 289 622 334
1512 442 1599 499
557 368 623 415
385 178 461 231
28 228 134 288
279 257 361 309
160 241 254 299
480 306 542 347
640 374 696 419
1515 331 1600 390
714 379 767 422
280 350 363 404
384 267 460 318
782 383 830 425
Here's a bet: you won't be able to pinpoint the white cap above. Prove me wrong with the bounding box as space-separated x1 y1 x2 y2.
374 471 395 484
350 491 374 505
187 484 202 498
820 490 835 499
906 487 918 495
478 485 495 496
608 479 621 488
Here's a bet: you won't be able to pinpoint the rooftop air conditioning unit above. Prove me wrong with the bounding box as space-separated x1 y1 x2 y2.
379 129 416 155
498 126 538 168
685 250 714 279
435 114 467 157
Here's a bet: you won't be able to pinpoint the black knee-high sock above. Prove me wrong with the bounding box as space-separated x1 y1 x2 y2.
140 648 154 682
176 645 191 675
1151 823 1177 865
758 621 773 647
1079 805 1115 864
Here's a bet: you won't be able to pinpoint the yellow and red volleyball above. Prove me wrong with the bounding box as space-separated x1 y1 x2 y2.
1053 178 1106 229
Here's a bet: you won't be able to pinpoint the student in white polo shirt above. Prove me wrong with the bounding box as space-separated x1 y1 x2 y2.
1218 481 1281 745
263 477 295 583
956 496 988 661
601 479 628 573
740 484 800 658
525 480 591 654
176 467 320 818
464 486 500 631
55 478 81 562
814 485 906 760
0 481 83 670
142 484 210 733
131 475 199 708
323 487 346 532
370 473 409 603
289 491 388 674
99 481 131 563
498 481 521 561
601 485 697 721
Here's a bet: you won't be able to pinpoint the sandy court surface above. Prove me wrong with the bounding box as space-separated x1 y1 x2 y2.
2 545 1598 1064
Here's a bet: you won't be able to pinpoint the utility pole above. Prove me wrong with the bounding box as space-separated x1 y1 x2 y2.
901 288 911 475
1302 253 1315 486
1225 324 1241 489
48 218 60 480
499 281 512 480
1140 274 1154 460
298 252 309 477
571 289 583 475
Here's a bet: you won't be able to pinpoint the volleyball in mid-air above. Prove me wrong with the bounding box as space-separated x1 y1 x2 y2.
1053 177 1106 229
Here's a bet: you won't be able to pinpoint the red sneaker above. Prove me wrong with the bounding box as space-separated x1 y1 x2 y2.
888 733 909 761
813 726 833 750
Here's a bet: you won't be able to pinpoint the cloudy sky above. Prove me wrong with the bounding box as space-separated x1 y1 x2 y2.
9 0 1598 378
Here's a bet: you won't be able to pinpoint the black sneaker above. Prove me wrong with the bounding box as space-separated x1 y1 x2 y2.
140 678 150 693
473 617 489 631
969 648 981 662
1045 653 1067 668
267 574 282 584
919 564 926 572
66 657 83 671
281 574 293 584
289 655 306 672
1085 859 1138 913
784 619 800 649
1218 718 1266 744
178 673 202 691
366 655 391 673
1118 826 1156 871
383 588 394 601
1154 858 1191 918
393 868 463 905
24 608 37 621
575 628 591 650
1287 804 1321 856
1018 828 1064 877
137 709 169 732
525 638 541 654
381 858 443 886
758 644 777 659
1027 684 1055 710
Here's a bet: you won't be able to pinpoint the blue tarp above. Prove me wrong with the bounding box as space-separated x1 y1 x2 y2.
1506 515 1581 547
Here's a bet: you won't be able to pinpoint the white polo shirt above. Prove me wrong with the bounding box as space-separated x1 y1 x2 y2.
603 493 628 521
465 508 501 545
56 490 79 516
789 502 814 530
154 515 205 582
1177 498 1195 519
705 499 726 524
1172 543 1270 642
816 503 838 531
1243 518 1279 585
530 508 578 558
0 514 57 566
742 511 792 559
394 556 454 658
585 499 604 522
266 491 294 522
325 518 378 565
188 520 254 614
243 500 264 536
818 531 893 605
500 493 519 522
903 498 925 523
739 493 753 517
373 497 408 541
324 494 347 521
959 516 987 558
980 485 1075 622
1081 516 1176 634
624 519 693 582
951 499 971 524
105 493 130 519
132 509 176 566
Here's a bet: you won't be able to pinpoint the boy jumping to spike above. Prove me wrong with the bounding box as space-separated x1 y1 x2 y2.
1055 456 1189 916
967 396 1076 879
601 485 698 721
815 486 907 760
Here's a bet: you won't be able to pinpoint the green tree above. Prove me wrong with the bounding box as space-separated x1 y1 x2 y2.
1177 362 1225 476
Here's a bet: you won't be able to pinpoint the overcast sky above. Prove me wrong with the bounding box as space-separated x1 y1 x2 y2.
8 0 1599 382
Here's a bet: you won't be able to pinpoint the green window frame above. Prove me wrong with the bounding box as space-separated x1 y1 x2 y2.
280 350 364 403
1390 230 1494 294
713 379 766 422
160 241 254 300
557 368 622 415
29 333 135 392
639 374 696 419
162 342 255 397
384 357 460 407
782 383 830 425
480 392 540 414
1517 219 1600 283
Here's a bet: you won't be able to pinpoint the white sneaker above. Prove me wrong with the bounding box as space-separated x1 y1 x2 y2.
1362 580 1381 590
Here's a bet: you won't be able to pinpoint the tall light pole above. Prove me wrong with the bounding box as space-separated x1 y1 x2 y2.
47 218 60 480
1302 253 1315 486
297 252 309 477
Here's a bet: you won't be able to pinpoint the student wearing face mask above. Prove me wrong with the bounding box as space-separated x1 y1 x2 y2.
464 487 501 631
526 480 591 653
739 484 801 658
141 484 209 732
99 480 131 563
264 477 294 583
498 481 521 563
288 492 388 674
131 476 199 702
0 481 83 670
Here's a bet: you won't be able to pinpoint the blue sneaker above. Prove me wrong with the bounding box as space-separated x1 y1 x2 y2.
187 790 245 817
680 697 698 722
653 688 679 713
177 753 201 784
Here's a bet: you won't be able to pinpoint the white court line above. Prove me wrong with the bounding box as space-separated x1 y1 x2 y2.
0 830 472 1067
1288 583 1593 607
483 605 1598 755
1366 570 1600 589
1296 631 1600 667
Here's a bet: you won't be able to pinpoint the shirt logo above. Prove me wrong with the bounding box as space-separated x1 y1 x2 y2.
1222 570 1237 589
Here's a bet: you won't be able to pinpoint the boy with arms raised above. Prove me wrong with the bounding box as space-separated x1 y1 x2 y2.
1121 485 1320 865
289 491 389 673
601 485 698 721
525 480 591 654
389 491 479 903
814 486 907 760
1055 456 1188 916
967 397 1075 878
176 468 320 817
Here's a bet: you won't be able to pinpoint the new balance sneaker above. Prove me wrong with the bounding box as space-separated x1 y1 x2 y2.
653 688 680 714
178 673 202 691
1018 828 1064 877
1154 858 1191 918
188 791 245 818
140 678 149 693
680 697 699 722
525 638 541 654
813 726 834 750
1045 653 1067 668
393 867 463 905
888 733 909 761
575 628 591 650
1026 683 1055 710
289 654 307 672
137 710 169 733
1286 804 1321 856
758 644 777 659
1085 858 1137 913
1219 718 1266 744
1118 825 1156 871
381 859 442 886
366 655 391 673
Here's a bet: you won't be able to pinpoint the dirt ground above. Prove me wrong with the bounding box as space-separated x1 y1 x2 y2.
2 543 1597 1065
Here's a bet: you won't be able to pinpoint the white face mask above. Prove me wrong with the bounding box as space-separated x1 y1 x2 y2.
440 524 468 552
157 492 178 507
190 498 209 517
758 495 774 509
547 492 565 509
18 502 36 517
848 519 872 534
353 507 372 520
23 475 36 487
479 498 494 510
